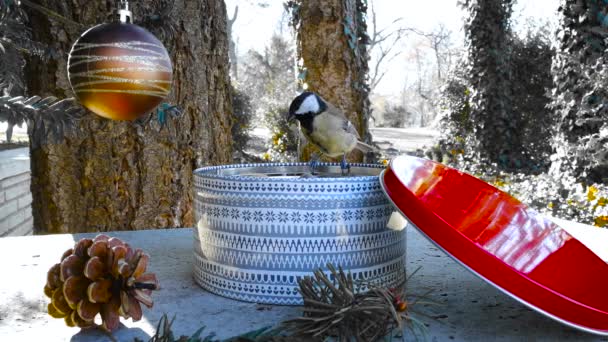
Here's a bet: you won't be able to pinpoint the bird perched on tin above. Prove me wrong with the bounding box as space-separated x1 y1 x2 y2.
288 91 375 175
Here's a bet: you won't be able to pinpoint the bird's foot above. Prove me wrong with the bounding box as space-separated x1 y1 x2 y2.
340 155 351 176
308 153 320 175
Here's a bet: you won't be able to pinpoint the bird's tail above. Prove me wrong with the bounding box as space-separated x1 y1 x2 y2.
355 141 377 154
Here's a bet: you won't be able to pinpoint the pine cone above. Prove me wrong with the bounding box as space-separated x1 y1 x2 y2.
44 234 159 331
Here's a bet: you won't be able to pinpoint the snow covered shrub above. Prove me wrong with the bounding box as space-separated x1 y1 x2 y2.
435 60 473 164
498 174 608 228
262 103 298 162
239 34 297 162
382 104 413 128
231 85 254 158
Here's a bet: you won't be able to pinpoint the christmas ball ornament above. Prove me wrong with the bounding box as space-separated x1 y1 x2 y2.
44 235 159 330
67 20 172 121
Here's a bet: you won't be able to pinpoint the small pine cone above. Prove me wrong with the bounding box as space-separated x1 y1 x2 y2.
44 235 159 331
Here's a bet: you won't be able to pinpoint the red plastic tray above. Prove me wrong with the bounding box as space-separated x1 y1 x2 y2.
380 155 608 335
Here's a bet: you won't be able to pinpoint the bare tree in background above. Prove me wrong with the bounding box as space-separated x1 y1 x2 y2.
240 34 297 162
368 1 457 128
367 2 455 93
427 24 453 81
367 1 411 93
415 25 457 126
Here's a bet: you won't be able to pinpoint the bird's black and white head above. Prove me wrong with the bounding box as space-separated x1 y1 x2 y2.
288 92 327 124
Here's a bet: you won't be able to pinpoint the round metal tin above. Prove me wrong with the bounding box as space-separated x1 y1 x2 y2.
192 162 406 305
380 155 608 336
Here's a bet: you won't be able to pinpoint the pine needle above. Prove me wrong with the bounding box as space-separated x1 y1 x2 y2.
282 263 415 342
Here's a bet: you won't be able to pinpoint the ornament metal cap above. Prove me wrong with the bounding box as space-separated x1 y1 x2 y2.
114 0 132 23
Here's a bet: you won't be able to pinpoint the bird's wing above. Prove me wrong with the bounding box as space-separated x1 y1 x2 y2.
325 102 348 119
325 103 361 139
290 122 309 145
343 119 361 139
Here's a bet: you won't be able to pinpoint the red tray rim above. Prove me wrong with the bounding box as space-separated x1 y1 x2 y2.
379 156 608 336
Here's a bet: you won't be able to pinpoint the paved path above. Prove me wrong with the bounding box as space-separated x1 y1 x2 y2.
249 126 439 157
370 127 439 154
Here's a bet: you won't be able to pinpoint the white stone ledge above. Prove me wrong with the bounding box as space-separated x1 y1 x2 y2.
4 180 31 201
0 148 32 237
0 197 18 217
1 171 30 188
0 224 606 341
0 147 29 180
2 216 33 236
0 206 32 237
17 193 32 209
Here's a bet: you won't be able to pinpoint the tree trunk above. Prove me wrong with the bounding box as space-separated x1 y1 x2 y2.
24 0 233 233
292 0 371 163
461 0 517 167
549 0 608 183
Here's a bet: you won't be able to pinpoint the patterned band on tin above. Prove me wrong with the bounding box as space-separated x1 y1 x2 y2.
194 247 406 305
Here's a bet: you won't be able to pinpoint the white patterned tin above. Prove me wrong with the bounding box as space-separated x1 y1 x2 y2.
192 163 406 305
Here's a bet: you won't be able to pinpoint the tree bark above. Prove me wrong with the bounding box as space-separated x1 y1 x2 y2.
24 0 233 233
293 0 371 163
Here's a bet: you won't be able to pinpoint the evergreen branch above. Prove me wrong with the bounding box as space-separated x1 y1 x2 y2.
127 264 426 342
140 314 294 342
281 263 417 341
18 0 84 29
0 95 87 147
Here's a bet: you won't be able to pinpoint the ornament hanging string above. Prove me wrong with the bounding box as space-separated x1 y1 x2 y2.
116 0 132 23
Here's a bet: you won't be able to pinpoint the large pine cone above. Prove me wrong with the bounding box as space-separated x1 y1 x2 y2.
44 235 159 330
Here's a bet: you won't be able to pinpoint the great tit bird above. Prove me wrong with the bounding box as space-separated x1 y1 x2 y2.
288 91 375 174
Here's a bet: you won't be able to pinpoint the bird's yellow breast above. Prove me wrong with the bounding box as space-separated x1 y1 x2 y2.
309 113 357 157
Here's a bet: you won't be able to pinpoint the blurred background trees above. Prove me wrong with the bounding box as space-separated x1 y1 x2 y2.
1 0 607 230
459 0 518 168
227 0 607 226
239 34 298 162
548 1 608 184
438 17 554 171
